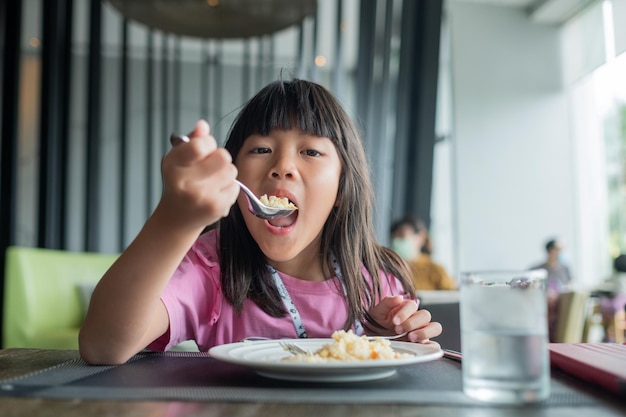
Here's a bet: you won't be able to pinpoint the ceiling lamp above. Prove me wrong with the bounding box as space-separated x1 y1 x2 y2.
109 0 317 39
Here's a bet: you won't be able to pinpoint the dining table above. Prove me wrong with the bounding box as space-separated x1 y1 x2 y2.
0 347 624 417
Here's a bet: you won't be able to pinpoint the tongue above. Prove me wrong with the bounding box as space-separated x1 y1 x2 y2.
268 212 297 227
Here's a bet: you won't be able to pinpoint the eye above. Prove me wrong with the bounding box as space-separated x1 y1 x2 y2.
250 147 271 154
302 149 322 157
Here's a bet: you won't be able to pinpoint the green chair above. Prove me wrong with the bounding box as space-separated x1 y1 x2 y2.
2 246 118 349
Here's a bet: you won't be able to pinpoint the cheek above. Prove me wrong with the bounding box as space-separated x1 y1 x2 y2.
312 176 340 208
234 160 255 182
314 164 341 191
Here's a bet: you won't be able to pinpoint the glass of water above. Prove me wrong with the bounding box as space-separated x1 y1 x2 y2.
459 269 550 404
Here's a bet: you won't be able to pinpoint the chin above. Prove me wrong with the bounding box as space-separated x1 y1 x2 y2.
259 245 300 263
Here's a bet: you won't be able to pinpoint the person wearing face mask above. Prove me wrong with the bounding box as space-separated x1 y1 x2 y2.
389 216 456 291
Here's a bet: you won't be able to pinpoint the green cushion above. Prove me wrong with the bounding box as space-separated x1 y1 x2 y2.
2 246 118 349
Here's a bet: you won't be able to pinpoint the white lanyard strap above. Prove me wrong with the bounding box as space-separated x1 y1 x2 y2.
267 264 307 338
330 256 364 336
267 255 363 339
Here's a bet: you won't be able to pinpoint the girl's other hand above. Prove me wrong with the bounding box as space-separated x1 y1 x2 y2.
367 295 443 343
159 120 239 231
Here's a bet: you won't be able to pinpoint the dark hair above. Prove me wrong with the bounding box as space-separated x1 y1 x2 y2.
390 216 423 235
217 79 414 329
545 239 558 252
614 254 626 273
390 215 433 255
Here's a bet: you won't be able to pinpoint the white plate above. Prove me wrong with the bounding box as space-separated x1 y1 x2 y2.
208 338 443 382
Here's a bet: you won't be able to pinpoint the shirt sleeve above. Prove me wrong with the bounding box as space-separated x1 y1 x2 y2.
146 232 222 352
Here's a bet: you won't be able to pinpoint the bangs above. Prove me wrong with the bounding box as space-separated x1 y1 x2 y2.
226 80 345 156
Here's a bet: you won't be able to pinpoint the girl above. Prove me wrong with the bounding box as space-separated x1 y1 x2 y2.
79 79 442 365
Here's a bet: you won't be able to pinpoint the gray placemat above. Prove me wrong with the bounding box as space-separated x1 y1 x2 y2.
0 352 598 407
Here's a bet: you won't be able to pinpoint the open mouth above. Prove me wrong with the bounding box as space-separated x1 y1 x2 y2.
268 205 298 228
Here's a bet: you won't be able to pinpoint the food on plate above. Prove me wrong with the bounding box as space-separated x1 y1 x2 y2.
282 330 411 362
260 194 297 210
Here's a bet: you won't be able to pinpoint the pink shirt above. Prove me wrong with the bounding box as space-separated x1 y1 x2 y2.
148 230 407 351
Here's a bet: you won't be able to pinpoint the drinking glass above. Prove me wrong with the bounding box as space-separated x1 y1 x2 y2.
459 269 550 404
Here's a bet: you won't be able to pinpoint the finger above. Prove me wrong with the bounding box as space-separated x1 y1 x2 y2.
221 181 240 217
194 148 235 183
169 120 210 146
168 120 214 163
188 119 210 139
407 321 443 343
378 295 405 313
170 134 219 167
195 149 238 198
421 340 441 349
393 307 429 334
389 299 419 326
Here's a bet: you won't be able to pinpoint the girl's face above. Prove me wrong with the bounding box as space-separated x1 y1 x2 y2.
235 128 342 274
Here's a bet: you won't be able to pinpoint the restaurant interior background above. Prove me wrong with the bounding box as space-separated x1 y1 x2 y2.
1 0 626 343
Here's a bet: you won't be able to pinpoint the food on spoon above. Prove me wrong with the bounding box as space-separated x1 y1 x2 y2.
282 330 411 362
260 194 297 210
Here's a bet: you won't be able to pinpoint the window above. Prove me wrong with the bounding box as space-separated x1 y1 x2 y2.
566 0 626 282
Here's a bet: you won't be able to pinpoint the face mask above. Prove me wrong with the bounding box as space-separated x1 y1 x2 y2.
391 238 415 261
558 251 569 265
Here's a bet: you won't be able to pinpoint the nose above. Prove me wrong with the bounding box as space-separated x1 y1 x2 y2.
269 152 296 180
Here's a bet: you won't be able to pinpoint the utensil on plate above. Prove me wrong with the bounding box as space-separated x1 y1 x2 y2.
279 341 311 356
369 331 409 340
169 132 297 220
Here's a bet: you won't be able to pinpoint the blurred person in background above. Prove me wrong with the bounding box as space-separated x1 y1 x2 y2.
389 216 456 291
532 238 572 294
531 238 572 342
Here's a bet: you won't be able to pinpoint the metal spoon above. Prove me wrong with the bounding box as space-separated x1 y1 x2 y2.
169 132 297 220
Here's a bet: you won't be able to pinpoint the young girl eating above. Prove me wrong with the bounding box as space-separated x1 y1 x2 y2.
79 79 442 365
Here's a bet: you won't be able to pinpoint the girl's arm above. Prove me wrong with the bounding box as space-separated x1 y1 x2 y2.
79 120 239 365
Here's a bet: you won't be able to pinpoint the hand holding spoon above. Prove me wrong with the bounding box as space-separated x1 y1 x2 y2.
169 132 297 220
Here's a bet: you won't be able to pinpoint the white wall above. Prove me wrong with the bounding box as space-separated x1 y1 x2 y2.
446 3 577 275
